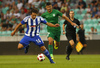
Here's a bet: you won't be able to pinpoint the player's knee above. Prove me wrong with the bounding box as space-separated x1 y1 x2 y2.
40 46 46 51
18 46 22 50
18 44 24 50
48 41 53 45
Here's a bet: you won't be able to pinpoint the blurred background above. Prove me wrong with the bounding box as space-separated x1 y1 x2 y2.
0 0 100 55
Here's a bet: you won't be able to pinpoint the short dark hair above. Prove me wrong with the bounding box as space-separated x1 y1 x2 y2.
31 8 39 14
46 2 52 6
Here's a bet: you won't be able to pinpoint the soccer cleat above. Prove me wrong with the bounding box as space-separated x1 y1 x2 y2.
50 60 55 64
54 40 58 49
50 54 54 60
24 45 29 54
66 56 70 60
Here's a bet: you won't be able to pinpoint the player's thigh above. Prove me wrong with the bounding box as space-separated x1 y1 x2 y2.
48 37 54 45
54 31 61 43
19 36 30 48
32 36 44 47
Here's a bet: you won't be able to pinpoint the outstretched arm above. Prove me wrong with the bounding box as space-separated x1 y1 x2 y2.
62 15 77 26
46 22 60 27
11 23 22 36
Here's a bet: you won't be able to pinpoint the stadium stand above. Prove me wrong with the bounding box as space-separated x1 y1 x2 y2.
0 0 100 36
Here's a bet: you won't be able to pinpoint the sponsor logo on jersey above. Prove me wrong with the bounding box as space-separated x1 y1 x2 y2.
53 14 55 17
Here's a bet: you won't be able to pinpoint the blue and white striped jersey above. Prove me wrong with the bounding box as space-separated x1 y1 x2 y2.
21 16 47 37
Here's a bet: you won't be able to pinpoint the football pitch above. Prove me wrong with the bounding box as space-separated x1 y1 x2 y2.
0 55 100 68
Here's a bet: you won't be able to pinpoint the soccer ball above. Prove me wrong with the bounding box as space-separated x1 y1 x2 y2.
37 53 45 61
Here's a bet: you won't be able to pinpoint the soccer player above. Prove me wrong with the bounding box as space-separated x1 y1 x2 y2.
11 8 60 63
63 10 80 60
76 24 87 54
41 2 76 59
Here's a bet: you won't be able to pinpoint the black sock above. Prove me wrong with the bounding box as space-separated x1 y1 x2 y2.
66 44 73 57
80 47 86 52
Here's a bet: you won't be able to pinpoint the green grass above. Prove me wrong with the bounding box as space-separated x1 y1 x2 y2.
0 55 100 68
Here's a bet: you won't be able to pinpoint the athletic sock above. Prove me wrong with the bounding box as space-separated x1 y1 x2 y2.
48 45 53 55
43 49 53 62
66 44 73 57
80 47 86 53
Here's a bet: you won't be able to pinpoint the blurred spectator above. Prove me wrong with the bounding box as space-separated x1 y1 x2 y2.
57 0 62 8
19 26 24 33
32 0 41 8
77 0 86 9
86 4 91 14
91 7 98 18
40 0 46 8
13 10 20 19
61 9 66 16
0 12 4 18
52 0 57 6
88 27 97 34
53 3 60 11
61 3 68 12
97 6 100 18
26 9 30 16
91 0 98 7
4 10 12 19
20 9 26 20
94 28 97 34
97 0 100 6
39 6 45 15
6 0 13 5
28 0 34 4
21 6 27 13
17 0 23 10
12 20 18 30
5 21 13 31
1 17 6 23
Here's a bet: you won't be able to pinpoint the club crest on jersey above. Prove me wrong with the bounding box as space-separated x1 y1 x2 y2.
53 14 55 17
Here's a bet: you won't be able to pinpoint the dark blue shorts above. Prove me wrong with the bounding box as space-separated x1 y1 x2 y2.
19 35 44 47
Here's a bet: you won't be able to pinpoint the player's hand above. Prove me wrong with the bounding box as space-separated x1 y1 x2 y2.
11 31 15 36
63 32 65 35
55 24 60 27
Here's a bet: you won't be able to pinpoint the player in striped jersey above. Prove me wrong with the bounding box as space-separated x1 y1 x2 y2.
11 8 59 63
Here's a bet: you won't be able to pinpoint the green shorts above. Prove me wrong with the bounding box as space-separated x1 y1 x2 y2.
47 31 61 42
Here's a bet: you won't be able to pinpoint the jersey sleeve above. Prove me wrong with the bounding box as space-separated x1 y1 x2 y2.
64 20 67 25
57 10 63 17
40 17 47 24
21 17 28 25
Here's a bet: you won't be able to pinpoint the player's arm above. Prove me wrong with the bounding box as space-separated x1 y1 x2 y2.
11 23 22 36
46 22 60 27
76 34 79 42
62 24 66 34
62 15 77 26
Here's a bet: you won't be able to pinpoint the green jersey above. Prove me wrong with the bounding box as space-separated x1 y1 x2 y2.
41 9 63 31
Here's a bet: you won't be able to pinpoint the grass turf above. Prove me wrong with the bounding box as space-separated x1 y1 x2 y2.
0 55 100 68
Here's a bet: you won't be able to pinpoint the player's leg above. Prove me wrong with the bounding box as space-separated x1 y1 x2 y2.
33 36 55 63
66 39 75 60
80 44 87 54
40 46 55 63
48 37 54 59
54 32 61 49
19 36 30 54
18 43 24 49
54 41 60 49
